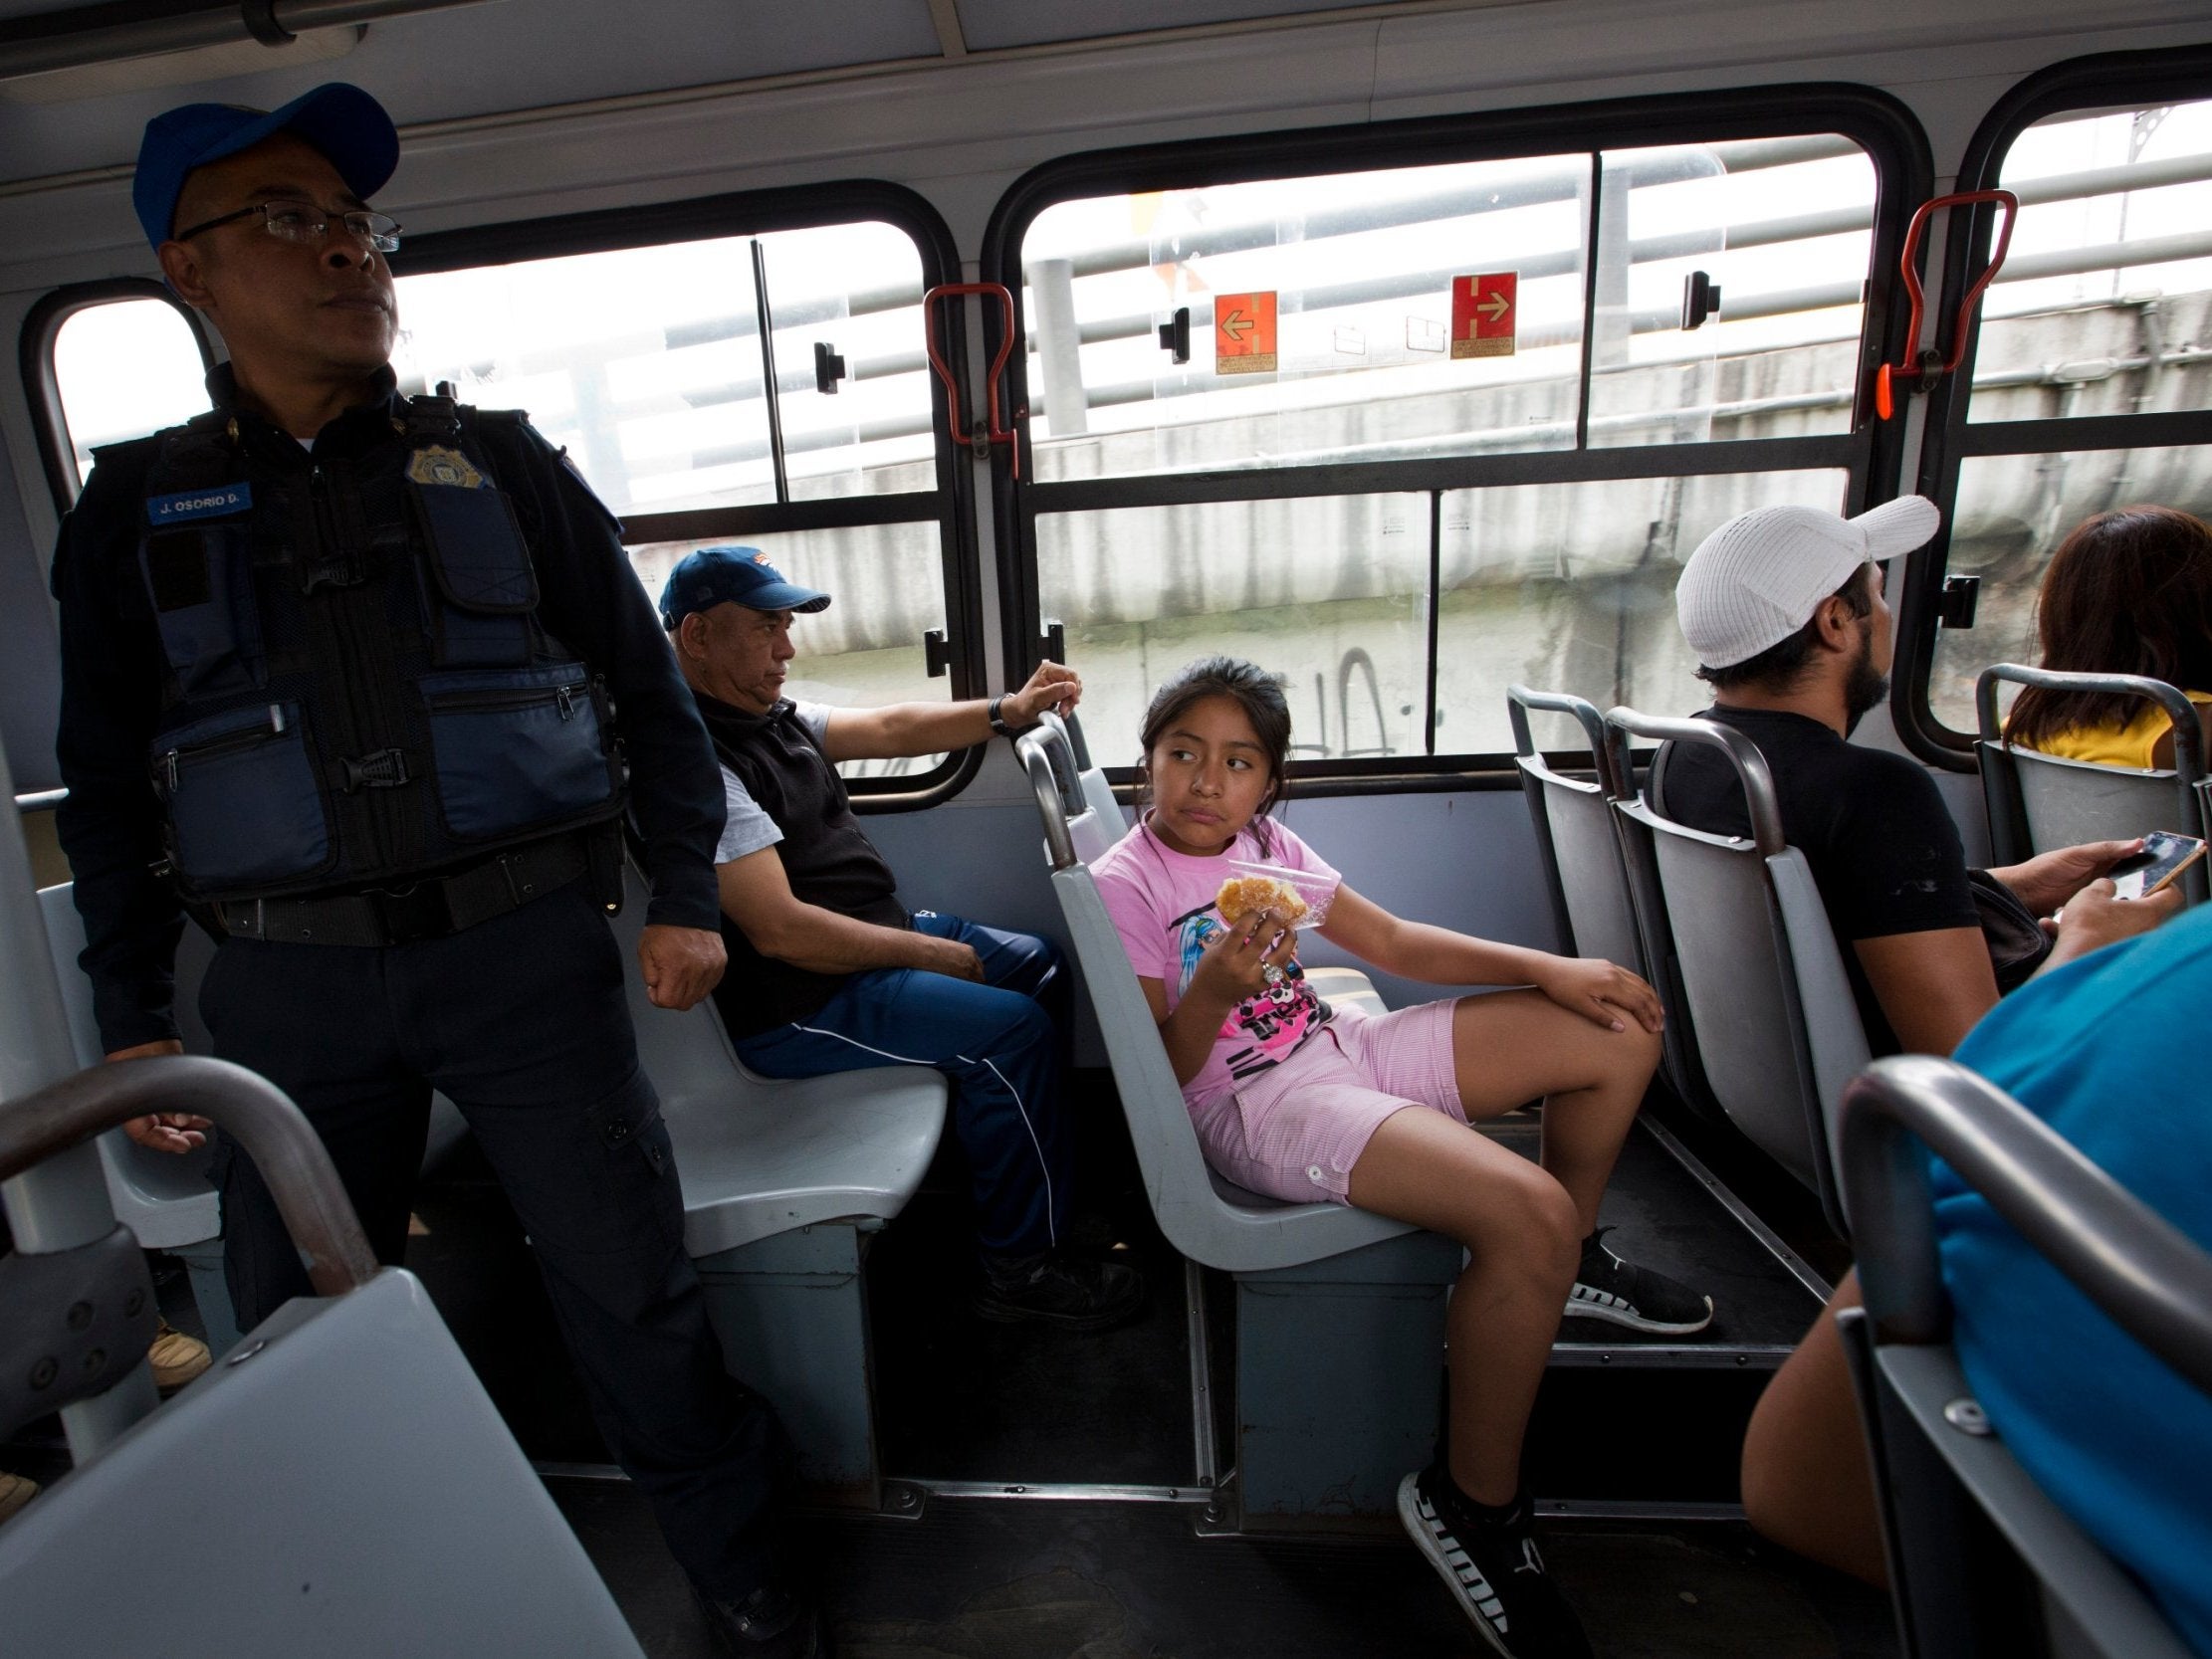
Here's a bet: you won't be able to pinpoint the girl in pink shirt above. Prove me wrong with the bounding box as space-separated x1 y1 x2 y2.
1092 657 1709 1659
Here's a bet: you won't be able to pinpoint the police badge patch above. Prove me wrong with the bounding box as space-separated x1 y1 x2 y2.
407 446 485 489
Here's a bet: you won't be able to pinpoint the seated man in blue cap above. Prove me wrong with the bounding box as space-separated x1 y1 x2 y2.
661 547 1144 1330
56 85 820 1656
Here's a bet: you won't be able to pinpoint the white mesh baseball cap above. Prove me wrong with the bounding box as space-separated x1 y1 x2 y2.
1675 497 1940 670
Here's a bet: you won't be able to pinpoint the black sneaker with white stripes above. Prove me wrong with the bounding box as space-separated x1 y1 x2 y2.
1397 1467 1592 1659
1564 1226 1714 1335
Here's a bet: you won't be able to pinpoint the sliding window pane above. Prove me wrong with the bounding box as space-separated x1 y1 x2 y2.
1020 156 1591 482
1588 137 1875 448
1033 496 1430 766
1971 99 2212 422
395 240 776 515
1436 469 1852 753
1929 446 2212 731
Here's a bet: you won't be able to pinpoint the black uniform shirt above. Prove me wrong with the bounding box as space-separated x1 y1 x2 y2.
51 365 725 1052
1657 705 1979 1055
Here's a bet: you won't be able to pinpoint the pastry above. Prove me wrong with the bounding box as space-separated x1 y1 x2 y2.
1217 873 1309 926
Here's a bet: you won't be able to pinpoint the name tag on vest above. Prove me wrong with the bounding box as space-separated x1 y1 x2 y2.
147 484 252 525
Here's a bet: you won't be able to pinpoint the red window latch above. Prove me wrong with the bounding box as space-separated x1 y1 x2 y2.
1875 189 2018 420
923 282 1024 481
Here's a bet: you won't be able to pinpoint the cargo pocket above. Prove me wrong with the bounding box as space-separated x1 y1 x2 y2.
138 519 266 697
408 475 536 667
152 702 332 894
420 662 620 842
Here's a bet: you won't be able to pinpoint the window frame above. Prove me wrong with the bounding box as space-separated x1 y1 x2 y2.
1895 43 2212 767
981 85 1932 788
21 278 217 512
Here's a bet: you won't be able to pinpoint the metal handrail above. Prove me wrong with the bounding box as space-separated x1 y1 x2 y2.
1016 725 1080 873
1506 685 1617 797
0 1056 377 1299
1840 1055 2212 1393
1604 707 1788 857
1976 663 2204 783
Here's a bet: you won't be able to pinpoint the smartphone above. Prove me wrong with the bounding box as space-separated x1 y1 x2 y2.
2106 830 2207 901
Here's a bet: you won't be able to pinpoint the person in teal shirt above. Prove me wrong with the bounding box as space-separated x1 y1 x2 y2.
1935 900 2212 1654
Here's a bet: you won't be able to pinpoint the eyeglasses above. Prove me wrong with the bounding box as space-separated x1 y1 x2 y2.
172 200 402 255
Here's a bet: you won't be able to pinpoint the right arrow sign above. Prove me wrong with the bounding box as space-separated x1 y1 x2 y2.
1450 273 1518 359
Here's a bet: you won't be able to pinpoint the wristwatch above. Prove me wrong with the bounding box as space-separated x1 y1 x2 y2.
988 694 1019 737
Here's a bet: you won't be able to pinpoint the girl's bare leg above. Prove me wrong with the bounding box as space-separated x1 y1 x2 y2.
1448 988 1662 1233
1347 1107 1579 1505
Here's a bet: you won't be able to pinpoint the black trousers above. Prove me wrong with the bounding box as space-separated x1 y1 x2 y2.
202 877 787 1601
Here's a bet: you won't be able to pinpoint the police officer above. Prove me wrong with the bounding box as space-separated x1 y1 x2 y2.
52 86 823 1656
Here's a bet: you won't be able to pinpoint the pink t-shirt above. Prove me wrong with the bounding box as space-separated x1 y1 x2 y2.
1092 814 1342 1108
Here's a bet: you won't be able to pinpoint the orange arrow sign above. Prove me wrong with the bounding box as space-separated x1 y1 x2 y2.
1451 273 1518 358
1215 291 1277 374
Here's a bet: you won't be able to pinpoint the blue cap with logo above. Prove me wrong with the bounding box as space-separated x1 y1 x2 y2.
659 546 832 630
133 82 400 254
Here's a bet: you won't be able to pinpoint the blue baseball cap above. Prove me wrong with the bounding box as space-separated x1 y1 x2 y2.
659 547 832 630
133 82 400 254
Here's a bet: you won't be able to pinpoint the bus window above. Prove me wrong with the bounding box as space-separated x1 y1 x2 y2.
1928 95 2212 734
1000 107 1902 769
392 205 968 793
46 296 209 497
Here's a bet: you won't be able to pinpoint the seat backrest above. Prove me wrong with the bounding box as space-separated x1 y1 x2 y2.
1504 686 1641 971
1838 1056 2212 1659
1605 708 1865 1229
0 1268 645 1658
1014 719 1415 1274
1976 666 2205 902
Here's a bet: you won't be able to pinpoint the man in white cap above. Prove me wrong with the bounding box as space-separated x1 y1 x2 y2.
1662 498 2135 1058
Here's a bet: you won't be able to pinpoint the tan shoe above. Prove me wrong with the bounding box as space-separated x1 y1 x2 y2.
147 1319 211 1391
0 1472 37 1525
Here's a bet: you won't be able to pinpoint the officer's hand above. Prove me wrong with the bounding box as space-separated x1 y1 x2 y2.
104 1041 210 1154
638 925 727 1011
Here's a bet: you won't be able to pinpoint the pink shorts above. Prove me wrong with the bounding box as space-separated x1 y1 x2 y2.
1188 998 1465 1205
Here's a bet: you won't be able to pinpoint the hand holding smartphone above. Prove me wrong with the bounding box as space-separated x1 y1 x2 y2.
2105 830 2207 901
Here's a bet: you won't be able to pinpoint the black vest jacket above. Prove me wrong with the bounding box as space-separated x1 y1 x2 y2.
695 694 906 1037
122 392 625 905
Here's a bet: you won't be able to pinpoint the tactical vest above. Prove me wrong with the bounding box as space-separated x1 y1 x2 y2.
126 394 626 906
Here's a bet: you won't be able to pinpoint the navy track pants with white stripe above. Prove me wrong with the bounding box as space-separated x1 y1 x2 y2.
730 912 1074 1256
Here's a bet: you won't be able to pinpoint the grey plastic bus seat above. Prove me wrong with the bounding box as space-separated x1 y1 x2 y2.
1604 708 1867 1232
1017 715 1461 1530
606 864 947 1502
1020 714 1412 1274
1837 1056 2212 1659
0 1059 644 1659
4 1271 647 1659
1506 686 1718 1120
1977 665 2205 904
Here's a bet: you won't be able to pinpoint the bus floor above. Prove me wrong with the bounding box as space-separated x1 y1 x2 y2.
0 1074 1896 1657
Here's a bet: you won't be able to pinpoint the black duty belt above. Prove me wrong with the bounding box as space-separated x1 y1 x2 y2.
212 830 593 946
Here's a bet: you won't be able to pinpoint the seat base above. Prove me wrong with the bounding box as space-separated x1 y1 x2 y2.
695 1221 885 1509
1231 1229 1465 1531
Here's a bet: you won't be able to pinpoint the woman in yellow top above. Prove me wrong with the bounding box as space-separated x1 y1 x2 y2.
2005 506 2212 768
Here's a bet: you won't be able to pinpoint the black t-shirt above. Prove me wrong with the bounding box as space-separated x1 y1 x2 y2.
693 693 908 1038
1656 706 1978 1054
